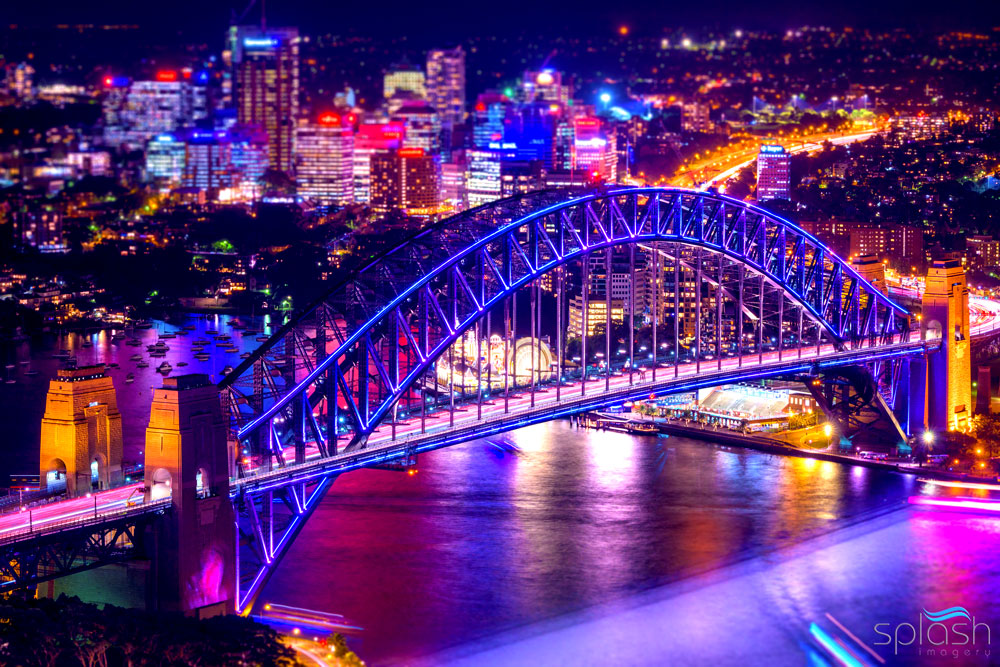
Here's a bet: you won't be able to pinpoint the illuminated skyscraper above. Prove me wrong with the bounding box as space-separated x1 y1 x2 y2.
756 144 791 201
232 26 300 174
183 130 235 194
426 47 466 127
295 112 355 204
370 148 441 216
103 72 207 151
145 133 186 186
466 149 503 208
230 124 270 199
352 122 404 204
392 100 441 155
383 64 426 100
521 69 570 105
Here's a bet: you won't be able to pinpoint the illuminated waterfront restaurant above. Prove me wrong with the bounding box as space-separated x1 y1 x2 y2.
635 384 817 432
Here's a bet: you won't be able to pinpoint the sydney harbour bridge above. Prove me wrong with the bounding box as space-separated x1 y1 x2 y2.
0 187 969 616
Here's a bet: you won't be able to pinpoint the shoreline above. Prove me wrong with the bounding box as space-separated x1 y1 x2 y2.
581 413 980 484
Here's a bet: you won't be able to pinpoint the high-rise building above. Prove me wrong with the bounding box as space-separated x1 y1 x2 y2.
756 144 791 201
383 65 426 100
104 72 207 151
572 117 617 182
352 122 405 204
426 47 466 127
183 130 234 193
440 155 467 212
295 112 355 204
521 69 570 105
146 133 187 185
370 148 441 215
232 26 300 174
681 100 711 132
229 124 270 198
6 62 35 101
466 149 503 208
392 100 441 155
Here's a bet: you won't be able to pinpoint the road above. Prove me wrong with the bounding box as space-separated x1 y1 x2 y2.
667 128 881 189
0 482 144 542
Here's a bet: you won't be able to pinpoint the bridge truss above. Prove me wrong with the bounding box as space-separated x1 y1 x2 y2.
220 187 922 611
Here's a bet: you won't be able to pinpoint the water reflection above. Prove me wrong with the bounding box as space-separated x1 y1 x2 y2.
264 420 926 664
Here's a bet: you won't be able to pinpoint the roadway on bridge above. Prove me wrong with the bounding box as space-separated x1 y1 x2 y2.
0 482 144 543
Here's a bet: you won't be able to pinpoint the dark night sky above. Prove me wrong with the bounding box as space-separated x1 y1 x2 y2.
5 0 1000 39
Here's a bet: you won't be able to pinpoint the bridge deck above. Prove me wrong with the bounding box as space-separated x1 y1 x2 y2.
233 336 930 496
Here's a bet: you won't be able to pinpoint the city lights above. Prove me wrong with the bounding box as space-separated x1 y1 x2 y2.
1 8 999 666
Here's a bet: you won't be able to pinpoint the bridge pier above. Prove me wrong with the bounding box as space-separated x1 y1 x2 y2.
144 374 235 616
921 259 972 432
39 365 123 497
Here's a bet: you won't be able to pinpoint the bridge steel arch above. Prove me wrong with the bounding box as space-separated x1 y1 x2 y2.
217 187 924 613
222 187 913 466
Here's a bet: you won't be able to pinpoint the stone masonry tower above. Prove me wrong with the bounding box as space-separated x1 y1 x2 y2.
39 364 123 496
851 254 887 294
144 374 234 616
922 259 972 431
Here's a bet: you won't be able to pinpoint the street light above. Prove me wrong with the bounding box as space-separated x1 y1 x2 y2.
922 430 934 446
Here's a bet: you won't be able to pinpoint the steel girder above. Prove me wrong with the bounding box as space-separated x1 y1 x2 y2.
221 187 913 478
234 476 333 613
0 504 167 592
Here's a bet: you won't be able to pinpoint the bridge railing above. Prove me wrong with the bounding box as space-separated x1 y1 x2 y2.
0 498 171 547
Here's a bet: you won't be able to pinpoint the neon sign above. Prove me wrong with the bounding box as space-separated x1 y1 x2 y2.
398 148 425 158
243 37 278 49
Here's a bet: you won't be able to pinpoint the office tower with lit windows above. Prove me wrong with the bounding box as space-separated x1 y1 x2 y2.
230 124 270 199
756 144 791 201
392 100 441 155
6 62 34 101
370 149 441 215
183 130 235 194
571 117 617 182
466 149 503 208
472 92 511 149
232 26 300 174
295 113 355 204
440 156 467 211
383 64 426 101
145 134 187 186
103 72 207 151
352 122 405 203
426 47 466 127
520 69 570 105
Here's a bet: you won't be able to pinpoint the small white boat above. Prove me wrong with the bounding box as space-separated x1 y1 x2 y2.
130 354 142 362
137 361 149 368
177 361 188 367
125 373 135 384
157 361 172 373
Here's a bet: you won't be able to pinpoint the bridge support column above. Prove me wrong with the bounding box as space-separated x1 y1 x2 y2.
39 365 123 497
144 374 234 616
921 259 972 432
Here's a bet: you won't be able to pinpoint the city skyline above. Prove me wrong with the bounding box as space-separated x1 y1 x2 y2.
1 7 1000 666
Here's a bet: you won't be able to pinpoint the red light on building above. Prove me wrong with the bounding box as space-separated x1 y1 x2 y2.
103 76 112 87
318 112 341 126
575 118 600 128
156 70 178 82
398 147 425 158
181 67 192 79
475 102 486 112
